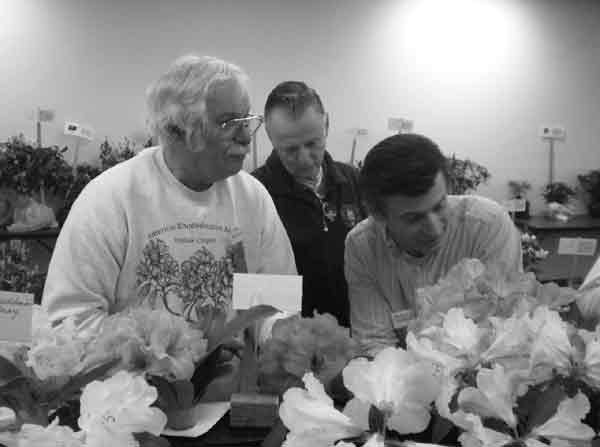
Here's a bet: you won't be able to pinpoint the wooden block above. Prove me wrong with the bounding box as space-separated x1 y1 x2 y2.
230 392 279 428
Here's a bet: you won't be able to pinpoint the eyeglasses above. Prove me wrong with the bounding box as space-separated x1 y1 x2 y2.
219 114 264 136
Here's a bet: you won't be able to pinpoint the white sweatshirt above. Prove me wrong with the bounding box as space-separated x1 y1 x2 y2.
42 146 297 330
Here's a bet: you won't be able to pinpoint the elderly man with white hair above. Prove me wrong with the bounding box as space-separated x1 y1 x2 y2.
42 55 296 333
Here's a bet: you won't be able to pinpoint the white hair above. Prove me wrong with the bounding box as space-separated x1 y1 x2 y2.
145 55 248 146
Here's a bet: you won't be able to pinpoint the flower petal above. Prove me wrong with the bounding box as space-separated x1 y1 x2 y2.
279 373 363 445
457 365 517 428
387 404 431 434
530 392 595 441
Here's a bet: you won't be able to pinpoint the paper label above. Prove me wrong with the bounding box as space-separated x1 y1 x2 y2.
0 291 33 343
232 274 302 313
64 122 94 141
558 237 598 256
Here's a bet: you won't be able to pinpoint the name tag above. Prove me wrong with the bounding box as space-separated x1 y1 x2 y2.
391 309 415 330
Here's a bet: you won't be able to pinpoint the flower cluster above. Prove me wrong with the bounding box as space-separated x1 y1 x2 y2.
279 259 599 447
85 307 208 381
0 135 72 196
258 312 360 395
0 370 167 447
521 233 549 272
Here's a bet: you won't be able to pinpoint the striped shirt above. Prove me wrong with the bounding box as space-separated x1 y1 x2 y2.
344 195 522 356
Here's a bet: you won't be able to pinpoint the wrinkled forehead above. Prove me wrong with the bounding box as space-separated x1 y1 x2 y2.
205 78 251 117
266 106 327 144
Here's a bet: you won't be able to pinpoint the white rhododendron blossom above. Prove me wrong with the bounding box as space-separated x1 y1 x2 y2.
417 259 486 315
78 370 167 447
528 306 576 380
529 392 596 441
481 315 533 365
458 392 596 447
578 327 600 388
279 372 364 447
438 308 486 354
406 332 465 374
434 376 474 431
0 419 84 447
410 308 488 373
457 365 518 428
458 414 512 447
342 347 442 434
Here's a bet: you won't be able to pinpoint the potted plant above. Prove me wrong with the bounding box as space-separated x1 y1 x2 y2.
99 137 137 171
542 181 576 205
446 154 491 195
578 170 600 218
56 164 103 225
0 135 73 200
508 180 532 219
0 135 73 230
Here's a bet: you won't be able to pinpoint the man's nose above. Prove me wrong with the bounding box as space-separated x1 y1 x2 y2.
296 146 314 166
234 125 252 146
423 212 444 237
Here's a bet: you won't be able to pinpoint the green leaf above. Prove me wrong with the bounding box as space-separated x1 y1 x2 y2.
519 381 567 435
147 374 180 410
0 356 24 387
45 358 120 407
205 304 279 355
133 432 171 447
190 349 235 403
431 413 455 443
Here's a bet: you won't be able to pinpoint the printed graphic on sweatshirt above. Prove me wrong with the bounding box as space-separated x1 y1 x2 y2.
135 223 247 322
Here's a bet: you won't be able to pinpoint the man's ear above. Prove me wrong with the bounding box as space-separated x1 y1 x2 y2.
324 112 330 136
263 117 273 143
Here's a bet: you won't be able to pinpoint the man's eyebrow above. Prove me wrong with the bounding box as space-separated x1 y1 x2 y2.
401 197 447 218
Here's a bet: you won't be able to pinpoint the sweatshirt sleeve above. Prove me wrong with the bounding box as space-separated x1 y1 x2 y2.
42 177 127 329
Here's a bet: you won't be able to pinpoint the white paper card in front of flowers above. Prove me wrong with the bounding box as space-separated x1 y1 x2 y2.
232 273 302 313
0 291 33 343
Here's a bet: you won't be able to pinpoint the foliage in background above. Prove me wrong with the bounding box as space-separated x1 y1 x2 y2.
0 135 73 197
446 154 491 195
578 170 600 217
56 164 103 226
542 181 576 204
99 137 137 171
521 232 549 273
57 136 153 224
0 241 45 303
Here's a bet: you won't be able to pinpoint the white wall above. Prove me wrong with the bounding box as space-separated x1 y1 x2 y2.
1 0 599 214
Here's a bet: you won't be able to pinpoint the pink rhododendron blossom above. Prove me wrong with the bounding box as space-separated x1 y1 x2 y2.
259 313 359 394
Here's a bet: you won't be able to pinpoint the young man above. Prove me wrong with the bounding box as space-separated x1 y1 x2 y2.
253 81 365 327
345 133 522 355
